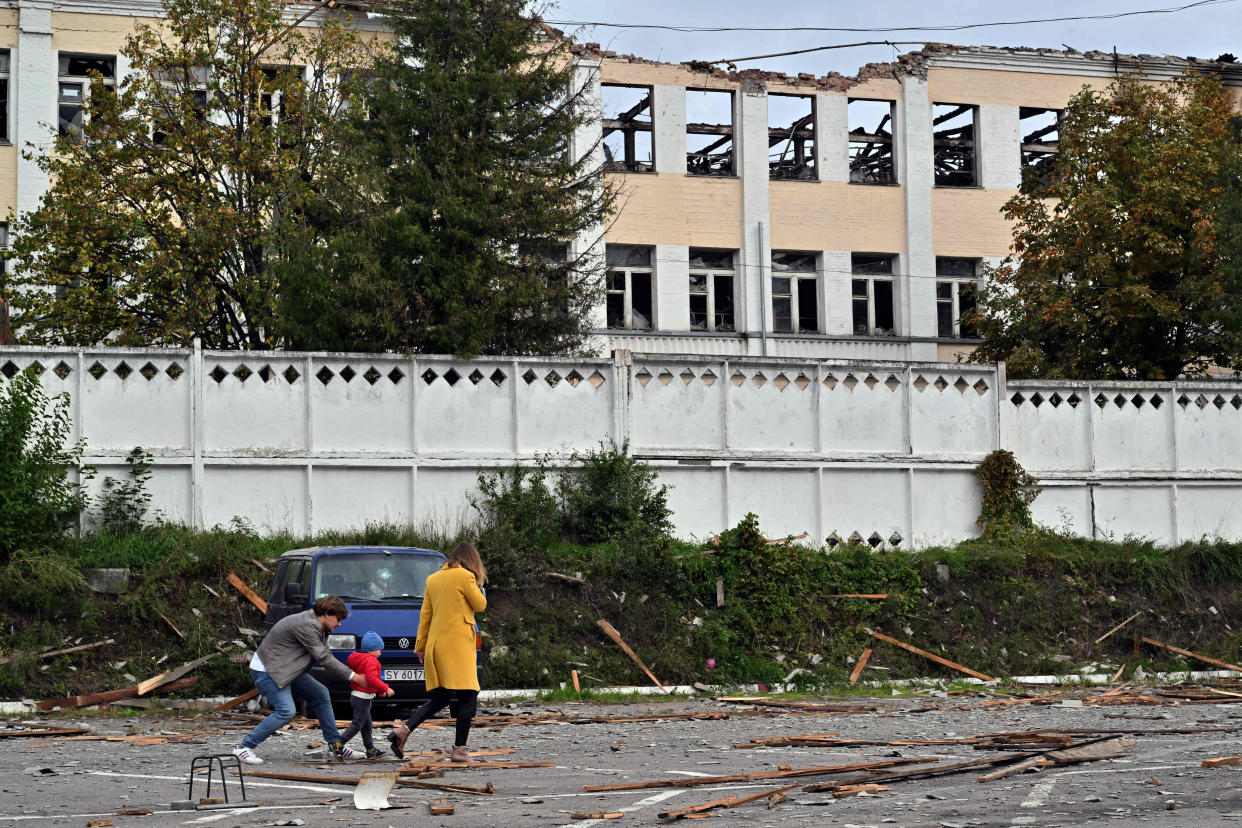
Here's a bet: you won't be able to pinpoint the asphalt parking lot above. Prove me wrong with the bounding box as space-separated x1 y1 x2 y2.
5 690 1242 827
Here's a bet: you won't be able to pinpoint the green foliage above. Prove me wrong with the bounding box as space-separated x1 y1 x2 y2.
975 449 1041 539
968 72 1242 379
278 0 616 356
7 0 370 348
471 461 561 589
0 552 90 618
0 369 89 560
558 442 673 547
96 447 154 534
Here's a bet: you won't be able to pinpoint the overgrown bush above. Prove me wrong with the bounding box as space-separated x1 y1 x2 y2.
0 368 90 561
558 441 672 547
96 447 154 534
0 551 90 617
471 460 561 588
975 449 1041 539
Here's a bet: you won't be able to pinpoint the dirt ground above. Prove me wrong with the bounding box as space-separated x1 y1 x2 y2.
4 688 1242 827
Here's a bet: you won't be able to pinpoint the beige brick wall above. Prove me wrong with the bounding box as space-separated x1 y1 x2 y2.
927 67 1107 108
0 9 17 48
605 173 743 247
769 181 907 253
0 145 16 218
51 12 154 53
931 188 1018 257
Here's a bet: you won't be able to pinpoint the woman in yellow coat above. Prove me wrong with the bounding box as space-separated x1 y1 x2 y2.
388 542 487 762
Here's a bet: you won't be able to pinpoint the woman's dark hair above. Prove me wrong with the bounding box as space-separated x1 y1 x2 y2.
313 595 349 619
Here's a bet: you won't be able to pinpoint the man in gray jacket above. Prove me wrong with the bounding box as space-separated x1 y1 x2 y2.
232 596 367 764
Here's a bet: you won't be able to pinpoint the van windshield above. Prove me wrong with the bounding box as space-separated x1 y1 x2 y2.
312 553 443 603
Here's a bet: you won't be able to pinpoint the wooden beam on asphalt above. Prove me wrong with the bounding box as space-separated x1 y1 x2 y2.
583 757 936 792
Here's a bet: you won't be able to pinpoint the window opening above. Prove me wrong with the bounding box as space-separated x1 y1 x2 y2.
848 98 896 184
932 103 977 187
151 64 209 145
771 251 818 332
686 89 733 176
58 54 116 137
605 245 654 329
768 94 816 180
0 51 9 143
851 254 896 336
935 257 980 338
1020 107 1061 185
689 249 735 331
602 84 653 172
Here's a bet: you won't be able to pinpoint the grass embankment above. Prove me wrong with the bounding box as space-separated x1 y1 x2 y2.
2 518 1242 703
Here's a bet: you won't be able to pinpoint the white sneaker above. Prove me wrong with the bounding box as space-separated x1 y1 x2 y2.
232 746 264 765
329 741 360 760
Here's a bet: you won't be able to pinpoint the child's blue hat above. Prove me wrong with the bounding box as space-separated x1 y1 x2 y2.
361 631 384 652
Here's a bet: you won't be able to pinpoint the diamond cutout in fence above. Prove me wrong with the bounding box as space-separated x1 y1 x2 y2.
587 370 606 389
863 374 878 390
885 374 901 392
954 377 969 393
1095 393 1108 408
679 369 695 386
826 532 841 548
114 362 133 380
888 532 903 548
868 532 883 549
209 365 228 384
973 379 989 395
389 367 406 385
523 369 539 384
258 365 274 383
316 366 335 386
1178 394 1192 409
773 373 789 391
1150 394 1164 409
339 365 357 383
1196 394 1209 409
657 370 673 387
731 371 746 387
751 372 767 389
794 373 811 391
1049 392 1063 408
489 369 505 387
364 367 382 385
166 362 185 381
54 361 72 380
848 531 864 544
443 368 461 387
1010 392 1025 406
635 368 653 387
700 370 717 387
824 374 838 390
1233 395 1242 410
1113 394 1126 409
843 373 859 390
422 369 439 385
88 361 107 380
0 361 18 379
545 370 561 388
1067 392 1081 408
28 361 44 377
913 375 929 392
284 366 301 384
233 364 253 383
1131 393 1145 409
138 362 158 381
933 376 948 392
566 370 584 388
1030 392 1044 408
1215 395 1227 410
468 369 485 385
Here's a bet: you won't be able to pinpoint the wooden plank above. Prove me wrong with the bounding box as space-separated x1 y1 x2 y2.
832 783 891 798
826 594 888 599
716 577 725 607
870 631 995 682
1094 611 1143 644
157 612 184 639
36 677 198 711
1202 756 1242 768
1043 738 1135 765
804 753 1037 793
1110 665 1125 683
0 728 90 738
241 770 493 795
428 798 454 815
571 670 580 692
1140 636 1242 673
136 653 217 695
0 638 115 667
227 572 268 614
596 620 667 693
570 813 623 820
659 784 800 819
583 757 935 792
400 761 555 771
977 756 1041 782
250 558 271 573
547 572 586 585
849 649 872 685
213 688 260 712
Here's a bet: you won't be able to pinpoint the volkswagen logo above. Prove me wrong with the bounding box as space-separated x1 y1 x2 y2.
398 637 410 649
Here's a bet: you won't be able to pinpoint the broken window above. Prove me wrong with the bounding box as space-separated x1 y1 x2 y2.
771 251 818 333
57 54 116 137
686 89 733 176
602 84 653 172
1020 107 1061 186
851 254 896 336
935 257 979 338
0 51 9 143
768 94 816 180
151 64 209 146
932 103 977 187
848 98 896 184
605 245 654 329
689 248 735 331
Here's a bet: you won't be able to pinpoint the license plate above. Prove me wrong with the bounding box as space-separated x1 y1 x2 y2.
383 669 424 682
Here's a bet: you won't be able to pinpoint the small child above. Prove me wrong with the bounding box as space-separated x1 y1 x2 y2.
339 631 394 758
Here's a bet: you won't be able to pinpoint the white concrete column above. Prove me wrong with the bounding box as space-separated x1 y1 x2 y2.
898 75 936 340
735 79 771 342
816 93 848 183
655 243 689 331
821 250 852 335
979 104 1020 191
651 84 685 176
569 59 608 337
15 0 55 219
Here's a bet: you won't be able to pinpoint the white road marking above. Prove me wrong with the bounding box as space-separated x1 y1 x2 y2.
1019 774 1059 809
558 788 683 827
87 770 343 793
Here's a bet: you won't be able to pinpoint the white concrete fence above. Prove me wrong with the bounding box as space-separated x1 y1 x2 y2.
2 345 1240 548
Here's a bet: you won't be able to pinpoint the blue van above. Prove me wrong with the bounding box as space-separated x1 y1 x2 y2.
263 546 482 712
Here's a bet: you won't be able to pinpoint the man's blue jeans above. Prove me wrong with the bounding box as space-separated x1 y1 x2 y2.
240 669 341 749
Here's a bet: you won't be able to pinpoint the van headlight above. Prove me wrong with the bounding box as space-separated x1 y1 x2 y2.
327 634 356 650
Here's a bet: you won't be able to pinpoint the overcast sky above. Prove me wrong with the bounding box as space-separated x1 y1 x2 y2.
539 0 1240 77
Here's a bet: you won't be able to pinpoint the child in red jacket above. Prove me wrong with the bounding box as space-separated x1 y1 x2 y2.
339 631 394 758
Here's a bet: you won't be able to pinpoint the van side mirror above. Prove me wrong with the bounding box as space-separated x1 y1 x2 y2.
284 582 303 603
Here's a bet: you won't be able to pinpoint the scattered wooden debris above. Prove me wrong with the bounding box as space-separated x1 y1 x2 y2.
1141 636 1242 673
832 783 891 798
213 688 260 712
137 653 217 695
1202 756 1242 768
157 612 184 640
570 813 623 820
0 728 90 738
249 558 271 573
977 757 1042 782
241 770 493 796
0 638 116 667
805 753 1035 793
546 572 587 585
115 810 153 816
715 697 876 714
870 631 995 682
36 677 198 711
764 532 808 545
571 670 580 692
716 577 725 607
428 798 455 815
826 594 888 600
659 785 800 819
849 649 872 685
402 760 554 771
1043 737 1135 765
1094 610 1143 644
85 821 113 827
226 572 268 614
583 758 935 792
596 620 668 693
